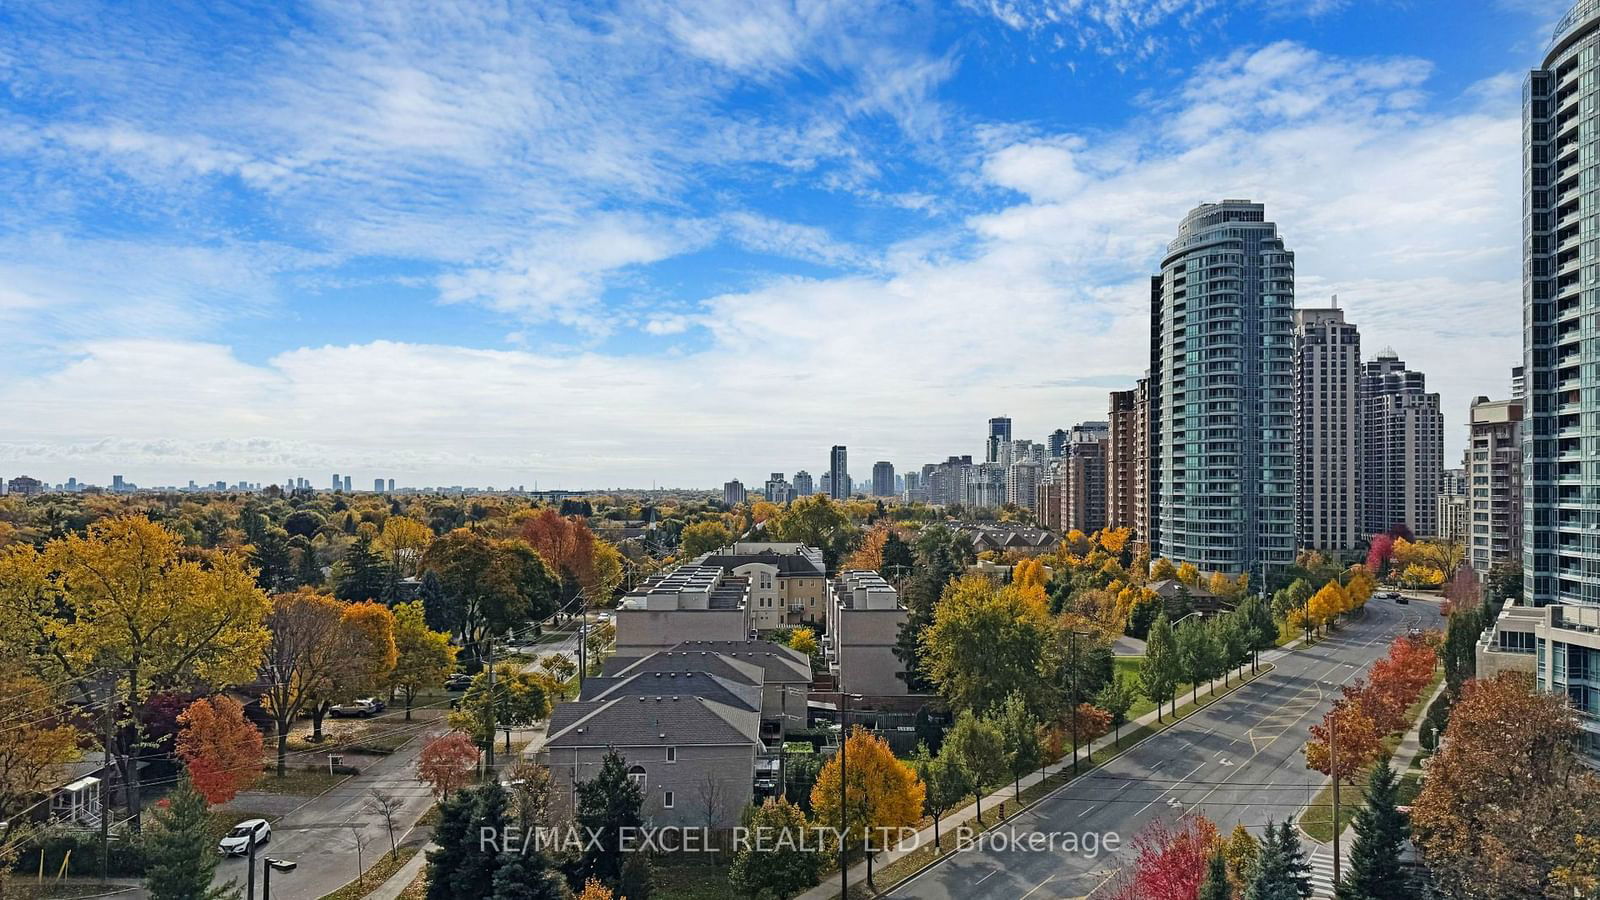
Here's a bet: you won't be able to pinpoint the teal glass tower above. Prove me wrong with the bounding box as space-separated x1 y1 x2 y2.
1152 200 1296 580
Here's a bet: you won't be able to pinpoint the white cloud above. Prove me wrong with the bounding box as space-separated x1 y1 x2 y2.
0 34 1526 485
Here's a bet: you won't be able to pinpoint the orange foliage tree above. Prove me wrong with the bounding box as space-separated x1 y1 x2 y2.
520 509 597 601
1304 700 1382 782
176 695 263 805
810 726 925 889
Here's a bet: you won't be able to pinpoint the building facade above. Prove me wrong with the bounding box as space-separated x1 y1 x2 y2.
1362 351 1445 538
828 446 850 499
871 461 895 498
986 417 1012 464
1061 422 1110 534
793 470 814 497
1151 200 1296 576
723 479 746 507
1525 2 1600 605
1467 397 1525 575
1107 389 1139 531
1293 305 1363 553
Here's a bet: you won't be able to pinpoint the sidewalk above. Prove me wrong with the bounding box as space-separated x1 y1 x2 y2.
793 643 1301 900
363 841 431 900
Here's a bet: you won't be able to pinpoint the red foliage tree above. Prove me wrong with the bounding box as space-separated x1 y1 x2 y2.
1305 700 1381 782
1366 534 1395 575
1109 814 1220 900
1441 567 1481 618
176 695 264 805
417 732 479 798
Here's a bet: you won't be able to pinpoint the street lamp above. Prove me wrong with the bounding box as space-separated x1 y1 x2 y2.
837 690 863 900
1066 629 1093 776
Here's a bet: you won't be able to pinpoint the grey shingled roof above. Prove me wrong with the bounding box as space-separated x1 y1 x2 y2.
578 670 761 712
697 551 825 578
666 640 812 683
545 695 758 749
600 650 765 685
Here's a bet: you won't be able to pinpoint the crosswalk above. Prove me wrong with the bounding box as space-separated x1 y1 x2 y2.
1307 846 1346 898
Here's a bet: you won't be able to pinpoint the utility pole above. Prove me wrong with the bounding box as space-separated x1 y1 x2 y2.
246 832 257 900
839 689 849 900
1069 629 1080 776
1331 713 1341 887
483 650 497 776
99 689 113 888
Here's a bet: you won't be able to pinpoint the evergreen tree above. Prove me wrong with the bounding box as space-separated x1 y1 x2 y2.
335 534 389 602
145 780 238 900
1199 845 1232 900
1442 607 1482 695
1277 820 1313 899
491 850 569 900
881 531 915 574
1336 758 1409 900
293 536 324 587
427 783 511 900
249 527 295 591
573 749 645 891
420 569 452 633
728 797 821 899
1246 821 1286 900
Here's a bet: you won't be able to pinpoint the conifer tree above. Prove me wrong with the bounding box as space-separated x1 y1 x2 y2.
1199 846 1232 900
145 780 238 900
1336 758 1409 900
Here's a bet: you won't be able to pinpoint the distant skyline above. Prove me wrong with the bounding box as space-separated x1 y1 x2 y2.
0 0 1563 486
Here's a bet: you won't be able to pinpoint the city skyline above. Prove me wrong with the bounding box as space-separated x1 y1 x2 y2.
0 2 1551 486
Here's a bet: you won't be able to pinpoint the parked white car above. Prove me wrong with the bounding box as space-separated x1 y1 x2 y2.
218 819 271 856
330 698 379 718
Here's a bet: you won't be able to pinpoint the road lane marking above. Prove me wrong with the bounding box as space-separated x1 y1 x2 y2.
1019 874 1055 899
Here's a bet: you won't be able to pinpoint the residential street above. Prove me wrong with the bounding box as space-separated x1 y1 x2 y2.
887 596 1433 900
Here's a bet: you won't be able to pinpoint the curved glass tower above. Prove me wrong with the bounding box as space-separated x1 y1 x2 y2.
1525 1 1600 606
1153 200 1296 579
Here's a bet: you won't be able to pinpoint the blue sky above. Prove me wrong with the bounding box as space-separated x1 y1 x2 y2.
0 0 1568 488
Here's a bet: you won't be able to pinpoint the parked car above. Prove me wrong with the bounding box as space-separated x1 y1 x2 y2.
329 699 379 718
1395 594 1410 604
444 673 472 692
357 696 386 712
218 819 271 856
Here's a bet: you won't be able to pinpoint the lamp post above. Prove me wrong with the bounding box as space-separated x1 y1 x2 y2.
1067 629 1093 776
837 690 863 899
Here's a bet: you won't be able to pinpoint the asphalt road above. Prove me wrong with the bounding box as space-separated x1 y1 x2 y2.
889 596 1432 900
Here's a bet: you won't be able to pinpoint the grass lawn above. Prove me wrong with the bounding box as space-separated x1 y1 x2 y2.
316 845 420 900
1114 655 1248 721
250 767 352 797
1301 670 1444 842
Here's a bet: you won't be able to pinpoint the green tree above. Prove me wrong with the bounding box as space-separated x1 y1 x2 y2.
1141 613 1180 721
449 667 551 752
420 530 558 668
334 533 389 602
1246 820 1311 900
249 527 296 591
1337 757 1409 900
490 849 568 900
910 742 969 852
391 600 458 720
1441 606 1482 696
574 749 646 890
427 782 511 900
1095 673 1137 748
767 496 860 569
881 531 915 575
1176 617 1211 704
1199 846 1231 900
994 690 1041 798
728 797 821 899
679 521 733 557
145 779 237 900
943 709 1005 825
1215 613 1246 686
1236 595 1277 672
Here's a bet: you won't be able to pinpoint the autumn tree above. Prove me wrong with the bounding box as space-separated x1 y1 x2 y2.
260 588 345 774
377 516 433 577
1110 814 1219 900
809 726 924 889
0 659 81 822
421 530 559 666
392 600 457 720
519 509 600 604
921 575 1057 715
307 600 397 740
1412 672 1600 898
1304 700 1382 783
844 524 889 572
787 626 819 659
418 732 480 799
176 695 263 805
679 521 733 558
0 517 271 826
767 496 860 569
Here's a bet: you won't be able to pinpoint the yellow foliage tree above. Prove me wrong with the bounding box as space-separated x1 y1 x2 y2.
1097 527 1132 556
846 525 889 571
1176 561 1200 586
788 626 819 658
377 516 433 575
1150 557 1178 581
810 727 925 888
